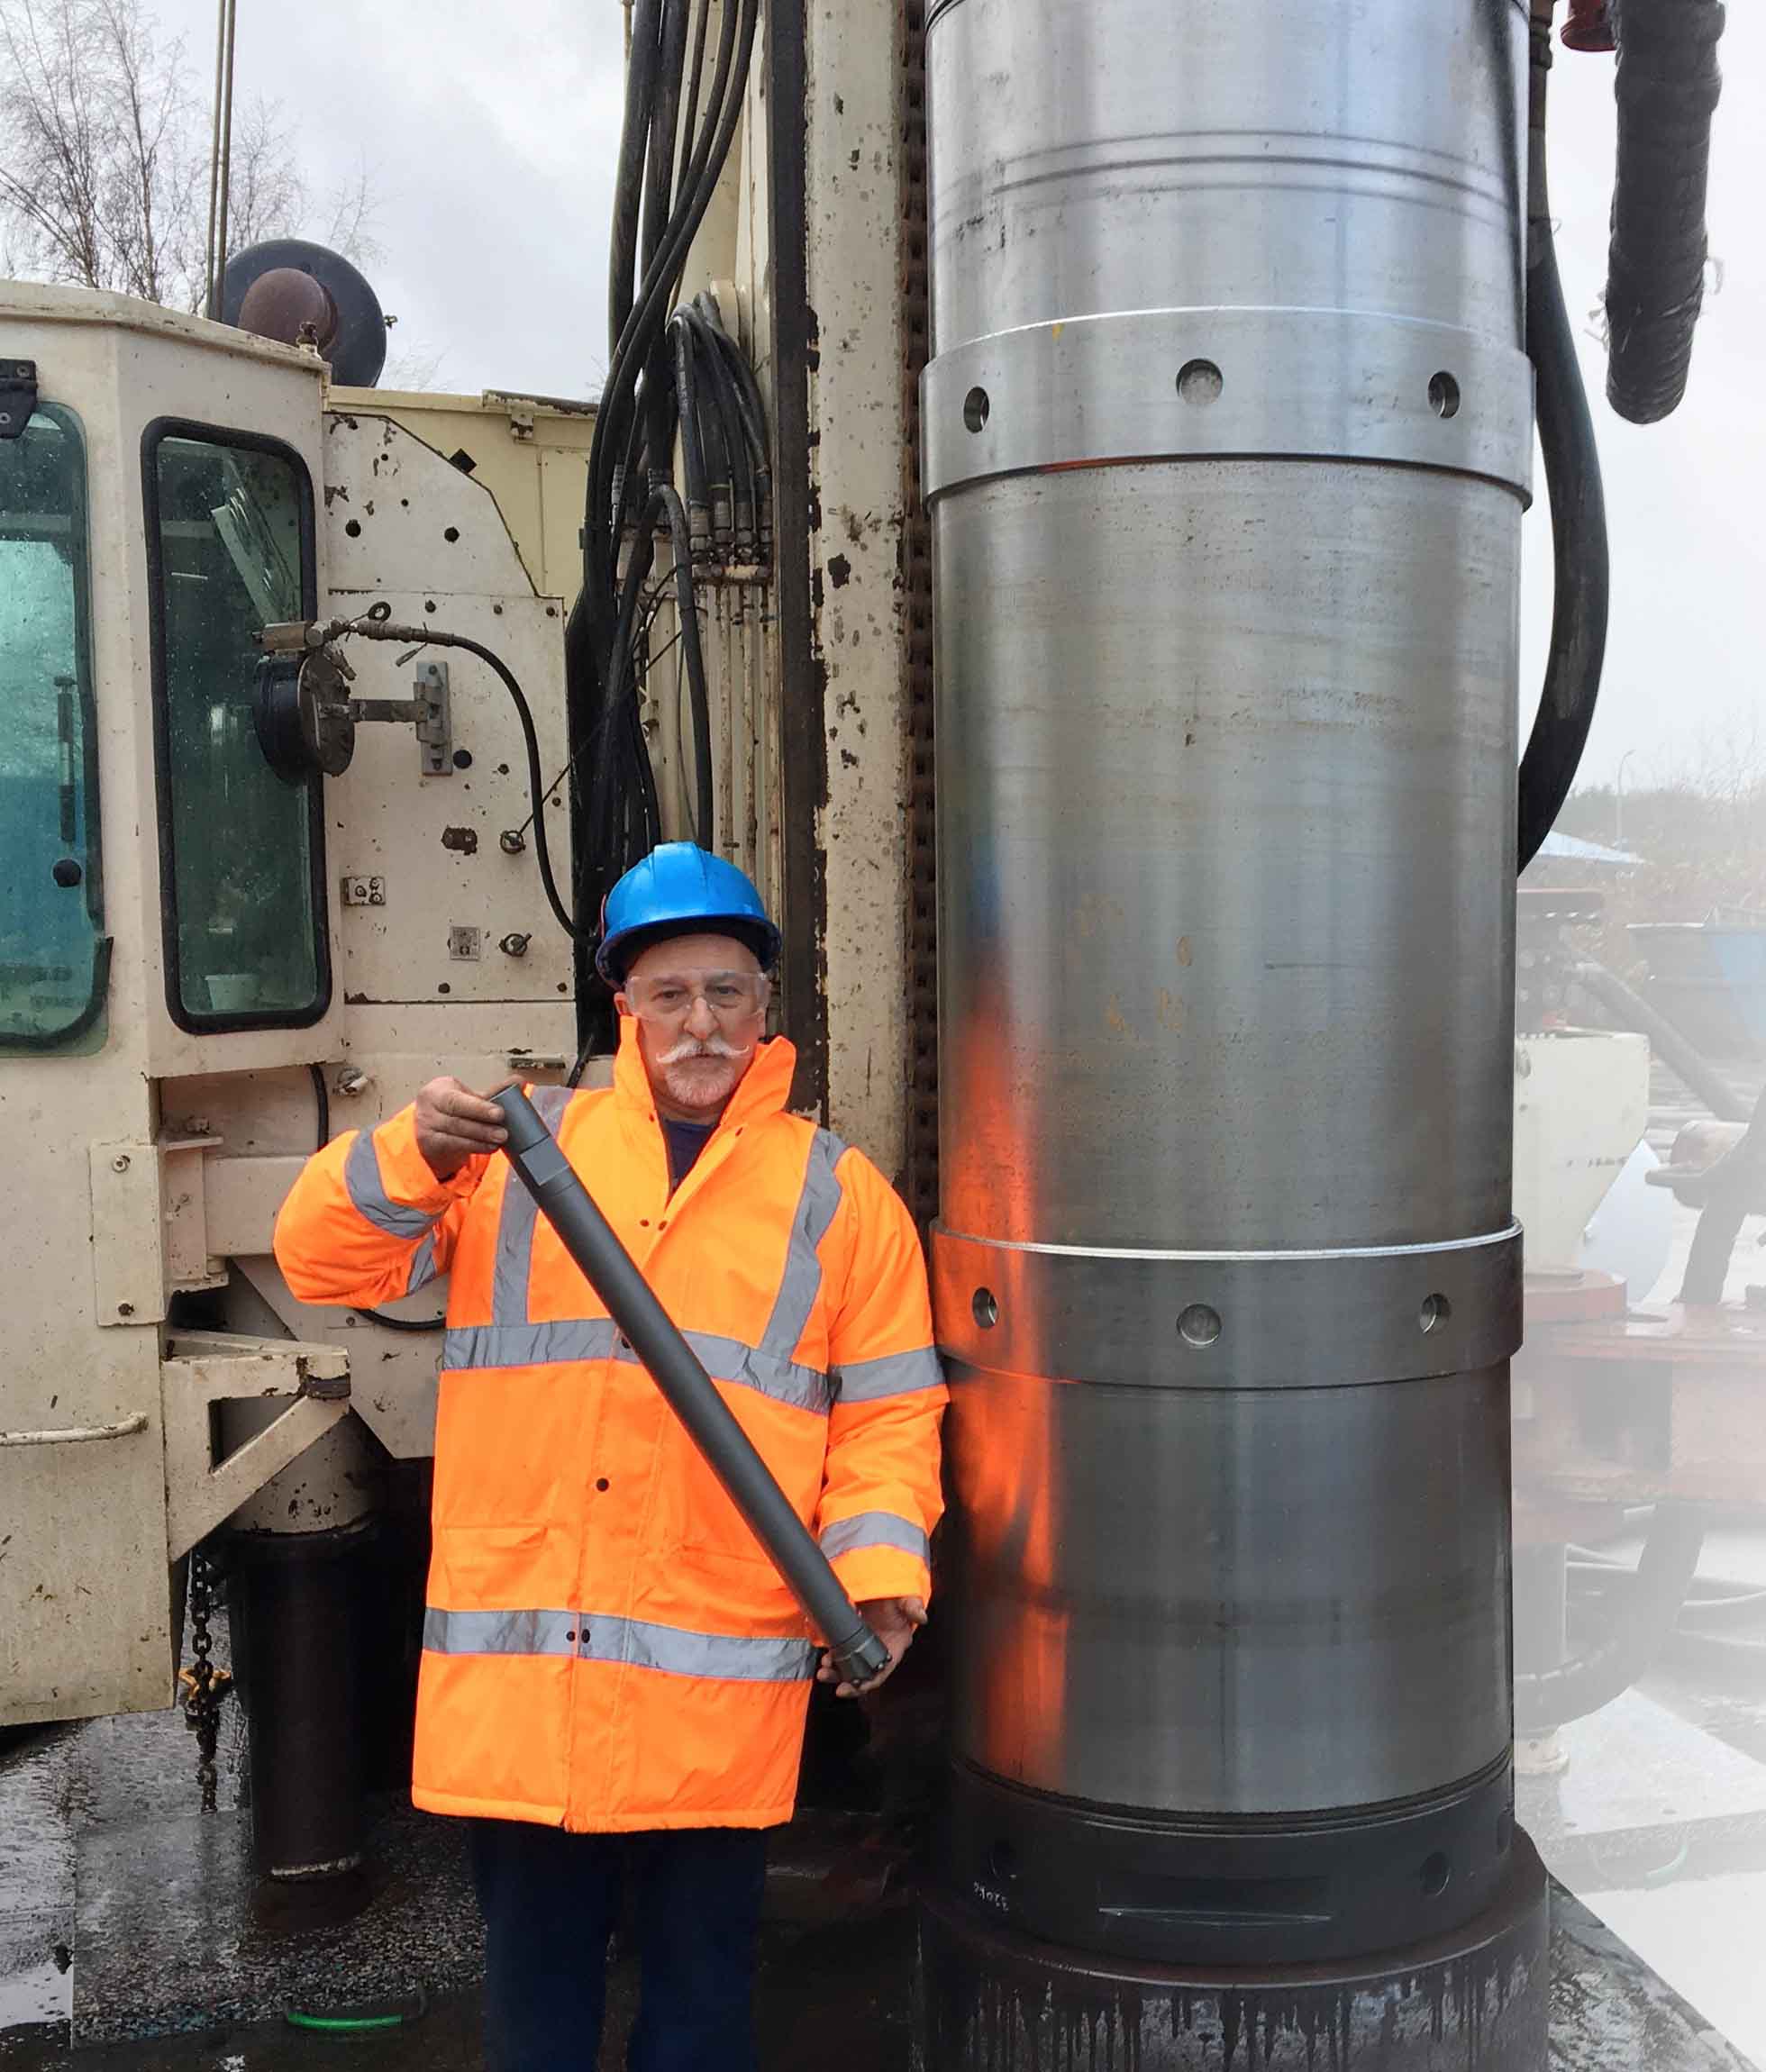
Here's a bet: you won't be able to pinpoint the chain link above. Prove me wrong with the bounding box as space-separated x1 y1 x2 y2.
179 1548 232 1813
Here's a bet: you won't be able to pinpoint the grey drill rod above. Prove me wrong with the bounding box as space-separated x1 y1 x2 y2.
490 1086 893 1689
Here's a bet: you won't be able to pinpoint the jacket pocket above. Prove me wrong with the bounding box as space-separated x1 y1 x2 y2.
669 1413 825 1572
432 1521 557 1605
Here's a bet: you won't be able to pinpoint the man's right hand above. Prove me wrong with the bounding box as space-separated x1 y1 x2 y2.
414 1077 510 1179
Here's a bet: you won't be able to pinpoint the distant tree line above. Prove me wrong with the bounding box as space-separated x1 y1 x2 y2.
0 0 372 312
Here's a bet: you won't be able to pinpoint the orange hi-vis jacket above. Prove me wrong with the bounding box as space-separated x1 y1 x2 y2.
272 1022 946 1833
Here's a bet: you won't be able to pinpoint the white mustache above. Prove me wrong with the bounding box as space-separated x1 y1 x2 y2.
655 1034 752 1066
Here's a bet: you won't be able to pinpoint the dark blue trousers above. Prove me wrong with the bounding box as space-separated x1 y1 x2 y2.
471 1819 768 2071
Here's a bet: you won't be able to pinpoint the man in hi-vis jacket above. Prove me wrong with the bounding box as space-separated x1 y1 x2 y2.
274 842 946 2072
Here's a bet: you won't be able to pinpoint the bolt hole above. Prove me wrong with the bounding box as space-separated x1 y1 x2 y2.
1179 1303 1222 1348
989 1839 1019 1883
1420 1852 1451 1898
1428 371 1461 420
443 525 460 542
453 749 473 770
1177 359 1224 405
1420 1292 1452 1334
963 386 990 433
972 1287 999 1330
343 518 362 538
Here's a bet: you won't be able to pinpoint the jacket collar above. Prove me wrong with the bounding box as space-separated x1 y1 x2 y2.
612 1013 799 1132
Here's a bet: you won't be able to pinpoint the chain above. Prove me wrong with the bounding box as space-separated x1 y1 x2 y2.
179 1548 232 1813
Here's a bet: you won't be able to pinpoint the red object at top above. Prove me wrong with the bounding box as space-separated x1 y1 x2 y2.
1561 0 1616 52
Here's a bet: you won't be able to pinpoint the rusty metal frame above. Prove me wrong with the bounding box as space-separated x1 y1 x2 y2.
766 0 830 1117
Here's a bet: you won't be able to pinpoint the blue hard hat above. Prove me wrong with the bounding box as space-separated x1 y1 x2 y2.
595 843 781 985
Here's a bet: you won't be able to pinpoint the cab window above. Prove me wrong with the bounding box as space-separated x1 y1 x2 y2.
143 421 328 1029
0 404 106 1052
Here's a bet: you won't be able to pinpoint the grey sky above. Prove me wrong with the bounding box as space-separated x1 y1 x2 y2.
158 0 1760 790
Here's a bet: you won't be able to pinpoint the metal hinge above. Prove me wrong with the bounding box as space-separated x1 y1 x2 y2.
0 359 38 440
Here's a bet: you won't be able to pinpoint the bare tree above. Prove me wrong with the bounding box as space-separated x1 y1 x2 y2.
0 0 377 312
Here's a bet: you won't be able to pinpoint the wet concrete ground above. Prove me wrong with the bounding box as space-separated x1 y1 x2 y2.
0 1699 1758 2072
0 1911 917 2070
0 1887 1754 2072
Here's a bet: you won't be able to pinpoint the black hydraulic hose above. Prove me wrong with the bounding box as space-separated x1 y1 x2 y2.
568 0 751 832
1606 0 1725 424
640 0 691 473
709 325 771 473
654 485 715 847
320 617 587 948
701 312 772 554
670 314 712 552
585 0 745 582
686 306 752 554
488 1087 892 1689
588 487 714 851
607 0 664 350
587 0 753 552
1517 4 1611 873
677 0 712 208
685 320 736 555
698 297 769 473
642 0 690 273
307 1065 446 1334
1515 1502 1706 1731
613 390 651 544
1570 959 1748 1122
588 529 660 857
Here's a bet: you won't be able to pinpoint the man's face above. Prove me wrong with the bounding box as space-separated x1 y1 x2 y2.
617 931 770 1121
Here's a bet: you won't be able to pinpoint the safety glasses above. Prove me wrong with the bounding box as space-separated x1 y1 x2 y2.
623 970 772 1022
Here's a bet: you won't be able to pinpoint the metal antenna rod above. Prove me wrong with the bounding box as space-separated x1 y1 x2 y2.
204 0 239 321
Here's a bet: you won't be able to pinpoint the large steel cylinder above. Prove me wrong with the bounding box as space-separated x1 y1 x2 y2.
923 0 1534 1994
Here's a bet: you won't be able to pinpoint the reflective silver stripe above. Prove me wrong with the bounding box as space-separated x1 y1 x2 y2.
405 1233 441 1295
489 1086 574 1324
422 1606 815 1683
345 1130 438 1240
444 1319 620 1370
423 1605 576 1656
819 1512 931 1563
615 1330 831 1415
596 1615 816 1682
758 1129 847 1363
833 1347 946 1404
443 1319 830 1413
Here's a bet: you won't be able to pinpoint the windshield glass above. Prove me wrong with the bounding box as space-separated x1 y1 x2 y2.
0 405 106 1052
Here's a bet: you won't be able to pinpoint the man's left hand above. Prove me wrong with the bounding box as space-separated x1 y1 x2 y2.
817 1595 926 1698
